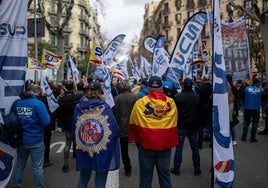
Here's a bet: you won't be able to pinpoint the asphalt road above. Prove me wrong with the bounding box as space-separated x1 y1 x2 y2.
6 113 268 188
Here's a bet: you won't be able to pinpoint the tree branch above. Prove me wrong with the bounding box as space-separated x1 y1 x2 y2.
232 3 261 22
37 0 57 35
60 0 74 31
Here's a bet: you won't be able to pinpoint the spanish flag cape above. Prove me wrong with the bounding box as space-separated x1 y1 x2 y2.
128 91 178 150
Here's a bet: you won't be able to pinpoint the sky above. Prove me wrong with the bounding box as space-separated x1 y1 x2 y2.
97 0 154 47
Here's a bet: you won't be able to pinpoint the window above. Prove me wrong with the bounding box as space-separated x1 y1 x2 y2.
176 13 182 24
50 2 56 13
165 31 169 41
50 17 56 26
64 35 69 46
50 34 56 45
164 16 169 27
175 0 181 10
164 2 169 12
264 0 268 10
187 10 194 18
80 37 84 45
177 27 181 38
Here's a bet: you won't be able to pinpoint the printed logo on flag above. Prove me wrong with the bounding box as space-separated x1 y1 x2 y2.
75 108 111 157
0 149 14 181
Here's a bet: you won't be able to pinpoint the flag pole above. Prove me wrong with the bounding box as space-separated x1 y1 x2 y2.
34 0 38 81
211 0 215 187
86 61 90 79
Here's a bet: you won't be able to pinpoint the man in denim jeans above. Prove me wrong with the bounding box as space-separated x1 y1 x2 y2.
13 84 50 188
129 76 178 188
170 78 201 176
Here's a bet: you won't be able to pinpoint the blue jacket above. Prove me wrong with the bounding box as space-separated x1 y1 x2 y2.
137 86 148 98
243 85 263 110
16 96 50 144
72 98 120 172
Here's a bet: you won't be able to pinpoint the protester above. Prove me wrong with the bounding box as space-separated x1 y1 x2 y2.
13 84 50 188
112 79 138 177
170 78 201 176
73 81 120 188
196 75 212 149
241 78 263 142
111 77 121 97
129 76 178 188
39 90 55 168
259 82 268 135
136 78 148 98
56 80 82 172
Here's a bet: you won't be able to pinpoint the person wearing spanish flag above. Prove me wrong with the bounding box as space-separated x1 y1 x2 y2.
128 76 178 188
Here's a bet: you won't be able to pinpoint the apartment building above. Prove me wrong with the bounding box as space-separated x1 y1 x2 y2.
28 0 101 60
137 0 266 62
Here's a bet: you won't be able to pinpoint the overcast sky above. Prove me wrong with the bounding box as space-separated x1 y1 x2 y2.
97 0 154 46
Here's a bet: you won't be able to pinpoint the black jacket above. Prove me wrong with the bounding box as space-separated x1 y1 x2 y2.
56 91 82 130
174 89 200 130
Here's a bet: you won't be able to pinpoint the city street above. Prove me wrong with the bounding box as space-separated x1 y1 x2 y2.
6 114 268 188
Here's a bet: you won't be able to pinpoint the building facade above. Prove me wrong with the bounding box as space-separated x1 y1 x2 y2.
137 0 266 63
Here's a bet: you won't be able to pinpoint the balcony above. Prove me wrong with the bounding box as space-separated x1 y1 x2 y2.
77 44 90 52
48 9 57 16
79 29 89 36
162 8 170 15
163 21 172 29
63 26 73 33
63 43 73 50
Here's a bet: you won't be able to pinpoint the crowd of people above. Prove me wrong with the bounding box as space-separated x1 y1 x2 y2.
2 72 268 188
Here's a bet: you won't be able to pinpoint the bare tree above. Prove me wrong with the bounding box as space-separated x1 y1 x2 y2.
37 0 74 81
232 0 268 78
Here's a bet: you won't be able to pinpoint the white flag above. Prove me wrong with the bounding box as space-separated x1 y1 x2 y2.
211 0 234 187
40 73 59 113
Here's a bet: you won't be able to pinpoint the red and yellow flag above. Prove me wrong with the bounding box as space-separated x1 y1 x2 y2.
128 91 178 150
41 49 63 69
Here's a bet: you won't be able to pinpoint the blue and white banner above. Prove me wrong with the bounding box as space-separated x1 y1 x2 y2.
101 66 114 108
169 12 207 80
0 1 28 187
144 36 180 84
103 34 126 68
141 55 152 77
0 0 27 116
139 55 146 78
67 56 80 83
40 72 59 113
116 59 129 79
129 58 140 81
0 141 17 188
212 0 234 187
152 36 170 77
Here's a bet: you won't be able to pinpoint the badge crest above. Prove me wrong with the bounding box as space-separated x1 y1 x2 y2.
76 111 111 157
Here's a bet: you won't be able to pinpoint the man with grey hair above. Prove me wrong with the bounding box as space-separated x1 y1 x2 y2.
113 79 138 177
13 84 51 188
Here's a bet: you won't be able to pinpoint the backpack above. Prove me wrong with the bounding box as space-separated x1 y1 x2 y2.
3 100 22 148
